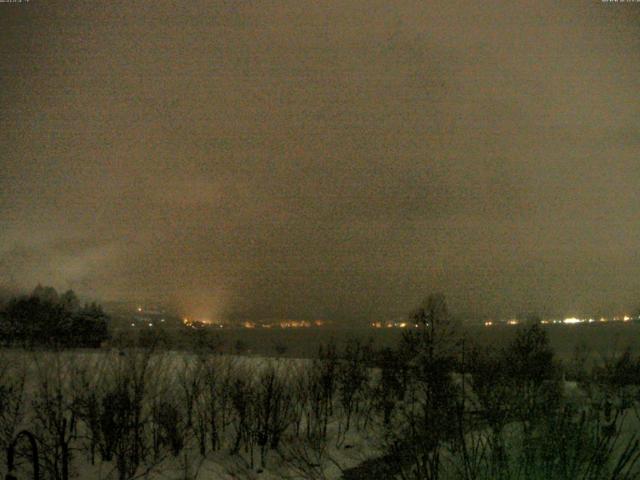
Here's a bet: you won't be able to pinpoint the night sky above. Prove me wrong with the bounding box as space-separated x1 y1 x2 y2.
1 1 639 323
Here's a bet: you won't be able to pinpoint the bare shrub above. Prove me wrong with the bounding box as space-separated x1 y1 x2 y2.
190 355 237 456
0 354 26 473
96 349 168 480
69 355 106 467
448 324 640 480
31 353 79 480
282 434 337 480
229 367 255 459
304 343 339 441
372 347 407 427
253 361 294 468
335 338 371 445
176 356 203 433
151 398 185 457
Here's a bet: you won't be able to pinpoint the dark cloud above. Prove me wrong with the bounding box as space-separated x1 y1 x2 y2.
1 0 639 321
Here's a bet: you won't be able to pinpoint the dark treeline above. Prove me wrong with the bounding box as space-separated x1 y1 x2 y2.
0 285 110 348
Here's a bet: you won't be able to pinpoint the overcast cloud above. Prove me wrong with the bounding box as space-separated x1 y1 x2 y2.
1 1 639 322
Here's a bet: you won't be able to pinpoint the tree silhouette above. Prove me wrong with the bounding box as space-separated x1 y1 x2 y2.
1 286 109 347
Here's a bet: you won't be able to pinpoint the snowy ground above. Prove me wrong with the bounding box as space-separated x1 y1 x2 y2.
2 349 640 479
0 350 385 480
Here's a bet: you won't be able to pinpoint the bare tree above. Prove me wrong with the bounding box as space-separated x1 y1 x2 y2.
0 353 26 474
253 361 294 468
382 294 462 480
335 338 371 446
31 353 79 480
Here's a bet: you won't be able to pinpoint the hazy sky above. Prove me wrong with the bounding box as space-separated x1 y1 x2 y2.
1 1 639 322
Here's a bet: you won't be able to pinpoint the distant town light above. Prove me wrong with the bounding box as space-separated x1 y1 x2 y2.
563 317 582 324
507 319 518 325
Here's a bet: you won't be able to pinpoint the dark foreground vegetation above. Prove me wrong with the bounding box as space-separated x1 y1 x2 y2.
0 286 110 348
1 294 640 479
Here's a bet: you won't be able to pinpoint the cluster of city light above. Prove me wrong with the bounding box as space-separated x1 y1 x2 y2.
279 320 311 328
558 315 632 325
174 318 331 329
483 314 637 327
479 319 519 326
142 308 637 331
131 317 165 328
237 320 327 329
370 321 417 329
181 317 216 328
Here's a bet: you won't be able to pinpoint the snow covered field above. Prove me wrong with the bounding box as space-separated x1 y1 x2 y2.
2 333 640 480
0 349 386 480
